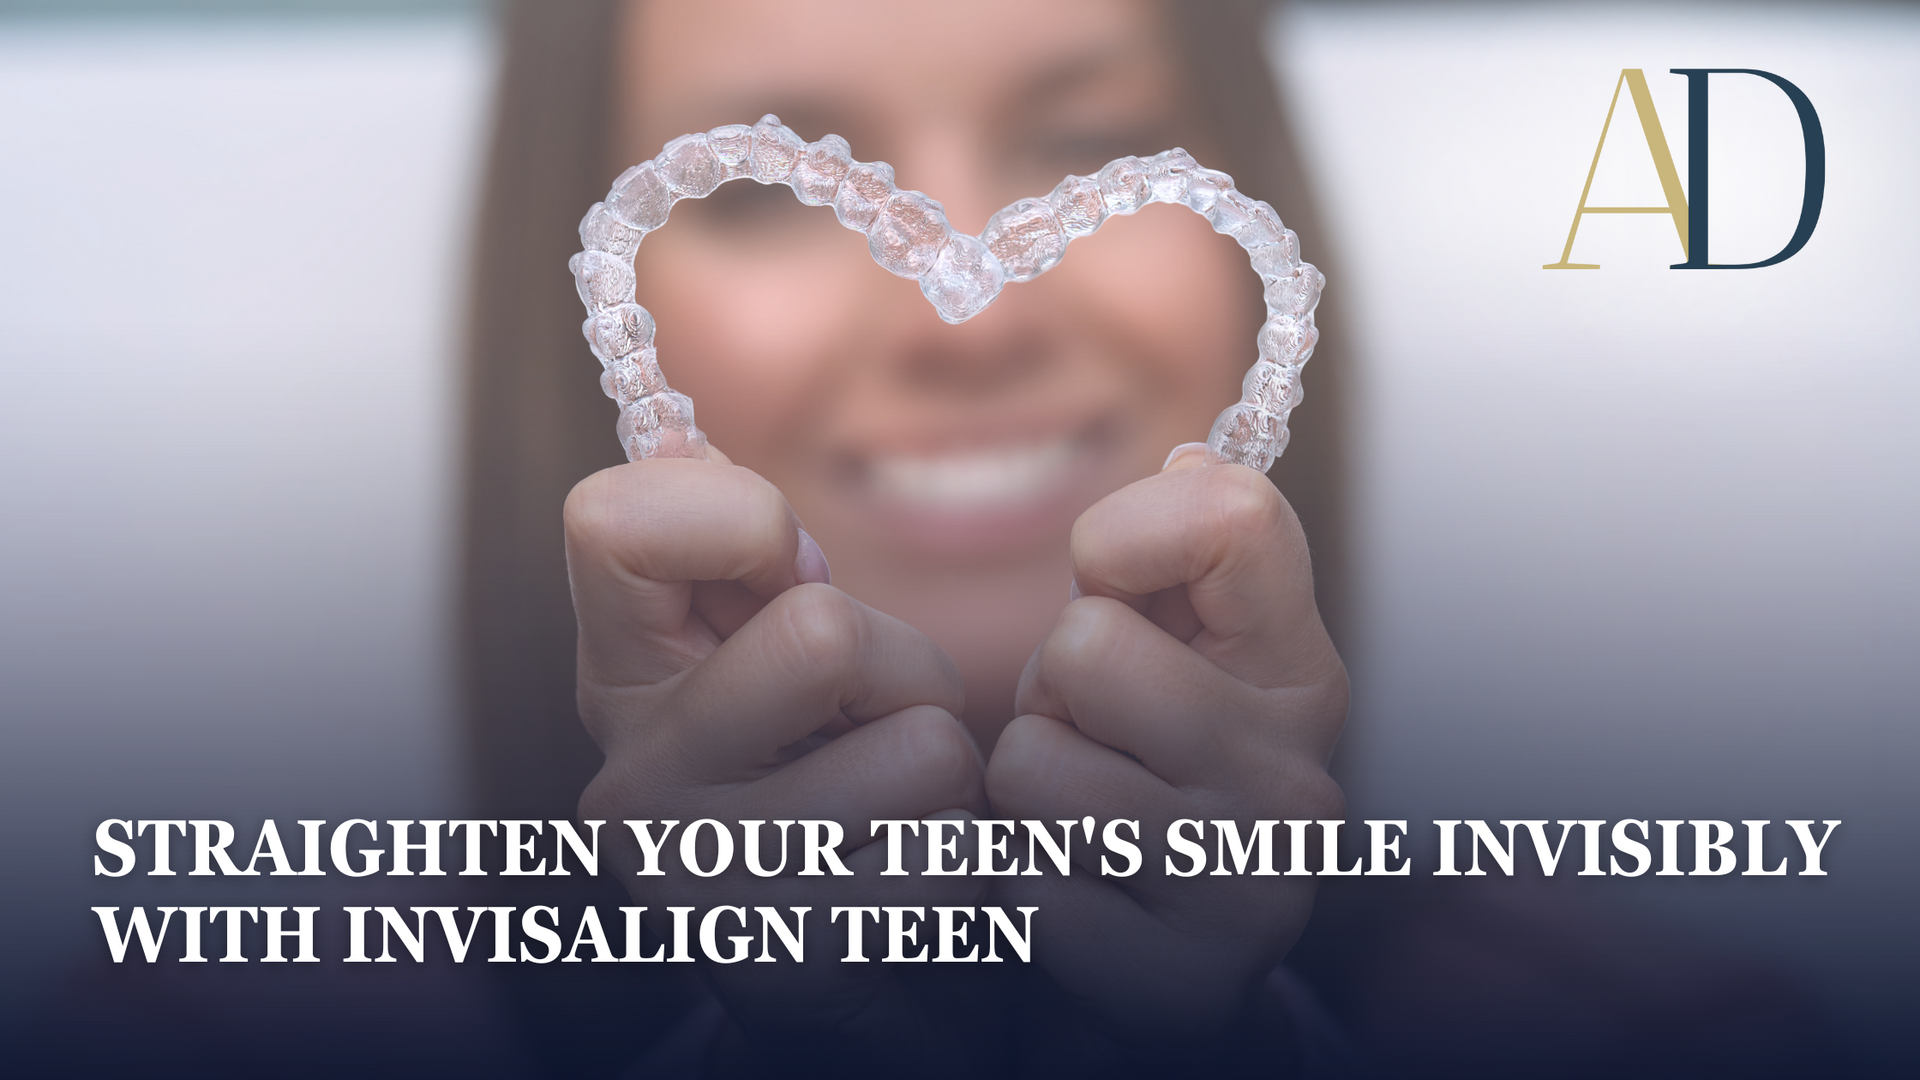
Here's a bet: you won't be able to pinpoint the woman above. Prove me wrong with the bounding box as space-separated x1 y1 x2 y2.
465 0 1351 1073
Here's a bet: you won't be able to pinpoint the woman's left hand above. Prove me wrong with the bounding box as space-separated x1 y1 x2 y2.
984 451 1349 1048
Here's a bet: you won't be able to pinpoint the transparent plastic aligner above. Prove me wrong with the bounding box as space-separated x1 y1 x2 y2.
571 117 1324 472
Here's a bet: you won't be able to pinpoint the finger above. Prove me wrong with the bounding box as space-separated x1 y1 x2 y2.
986 712 1341 899
984 713 1186 886
987 870 1307 1038
673 828 990 1075
685 528 831 640
720 705 987 827
1015 597 1281 785
585 706 986 883
1161 441 1210 472
1069 463 1340 690
687 579 767 641
565 458 822 686
583 709 984 887
669 584 966 775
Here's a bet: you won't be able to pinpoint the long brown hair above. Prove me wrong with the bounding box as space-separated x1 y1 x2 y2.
460 0 1345 819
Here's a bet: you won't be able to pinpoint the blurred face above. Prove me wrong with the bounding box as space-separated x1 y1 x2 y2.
620 0 1259 743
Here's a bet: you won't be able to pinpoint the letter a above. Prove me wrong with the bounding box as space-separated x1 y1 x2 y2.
1544 69 1689 268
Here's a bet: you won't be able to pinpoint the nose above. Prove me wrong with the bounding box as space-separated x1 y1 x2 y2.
888 120 1000 236
873 123 1056 397
890 303 1051 396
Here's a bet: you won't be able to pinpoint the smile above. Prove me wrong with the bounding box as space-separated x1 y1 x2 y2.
866 437 1080 510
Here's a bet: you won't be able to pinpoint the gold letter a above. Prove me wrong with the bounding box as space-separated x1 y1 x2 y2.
1544 69 1689 268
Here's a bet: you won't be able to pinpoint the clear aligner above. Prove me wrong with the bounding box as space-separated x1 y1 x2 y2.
570 115 1323 472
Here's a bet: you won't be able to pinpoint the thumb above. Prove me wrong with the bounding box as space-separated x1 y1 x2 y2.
1066 460 1336 690
563 456 827 687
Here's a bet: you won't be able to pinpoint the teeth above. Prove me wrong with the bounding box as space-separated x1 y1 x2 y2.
869 439 1076 508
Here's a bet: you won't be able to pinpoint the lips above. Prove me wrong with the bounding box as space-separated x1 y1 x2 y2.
830 416 1127 559
868 437 1078 510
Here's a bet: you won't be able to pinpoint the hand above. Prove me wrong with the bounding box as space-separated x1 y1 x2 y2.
565 450 992 1071
984 451 1349 1050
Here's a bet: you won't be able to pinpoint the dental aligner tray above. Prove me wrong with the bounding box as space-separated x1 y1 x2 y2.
570 115 1322 473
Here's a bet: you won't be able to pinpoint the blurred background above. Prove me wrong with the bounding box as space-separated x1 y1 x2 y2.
1 0 1914 1074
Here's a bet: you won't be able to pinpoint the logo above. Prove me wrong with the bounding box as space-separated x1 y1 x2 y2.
1544 69 1825 270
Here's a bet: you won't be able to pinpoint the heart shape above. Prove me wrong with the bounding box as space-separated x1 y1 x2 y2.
569 114 1322 473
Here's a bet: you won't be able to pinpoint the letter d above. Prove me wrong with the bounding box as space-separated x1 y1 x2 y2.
1670 69 1825 269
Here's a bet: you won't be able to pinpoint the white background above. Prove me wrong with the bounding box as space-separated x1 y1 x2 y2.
1272 5 1918 1059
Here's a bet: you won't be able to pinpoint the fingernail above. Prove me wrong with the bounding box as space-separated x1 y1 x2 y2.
1162 441 1210 472
1068 577 1082 602
794 528 831 585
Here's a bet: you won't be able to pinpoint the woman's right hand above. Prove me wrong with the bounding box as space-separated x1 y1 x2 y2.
564 453 992 1071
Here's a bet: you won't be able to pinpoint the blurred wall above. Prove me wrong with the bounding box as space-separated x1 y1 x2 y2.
0 5 496 1010
1273 3 1919 1067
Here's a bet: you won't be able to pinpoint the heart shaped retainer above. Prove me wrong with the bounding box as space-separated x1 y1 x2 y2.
569 114 1323 474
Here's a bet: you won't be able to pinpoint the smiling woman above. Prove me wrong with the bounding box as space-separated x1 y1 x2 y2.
464 0 1342 813
462 0 1348 1073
